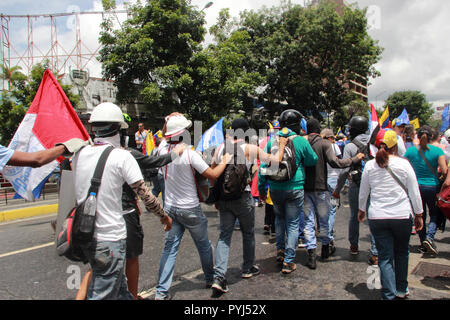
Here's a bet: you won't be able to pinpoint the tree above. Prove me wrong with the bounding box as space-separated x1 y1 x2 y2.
99 1 264 130
0 62 80 146
384 91 433 126
221 1 382 120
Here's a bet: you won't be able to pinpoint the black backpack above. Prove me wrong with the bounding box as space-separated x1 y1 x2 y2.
349 139 371 186
217 141 250 201
260 135 298 182
56 146 114 263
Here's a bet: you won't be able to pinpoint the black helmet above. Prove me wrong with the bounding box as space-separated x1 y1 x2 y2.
279 109 304 128
348 116 368 135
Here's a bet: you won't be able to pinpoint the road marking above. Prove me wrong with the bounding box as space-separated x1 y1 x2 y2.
0 242 54 259
0 213 57 227
139 268 204 299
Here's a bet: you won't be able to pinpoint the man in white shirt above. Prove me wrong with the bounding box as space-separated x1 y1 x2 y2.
74 103 172 300
155 113 232 300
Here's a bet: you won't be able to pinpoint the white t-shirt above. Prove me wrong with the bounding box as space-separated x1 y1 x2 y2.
72 144 143 242
327 143 342 180
359 156 423 220
160 144 209 209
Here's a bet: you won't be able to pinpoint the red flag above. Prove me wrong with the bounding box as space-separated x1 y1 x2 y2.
3 69 90 200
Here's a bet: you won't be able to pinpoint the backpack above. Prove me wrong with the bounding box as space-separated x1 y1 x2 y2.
56 146 114 263
187 149 211 203
437 186 450 221
216 141 250 201
260 135 298 182
349 139 371 186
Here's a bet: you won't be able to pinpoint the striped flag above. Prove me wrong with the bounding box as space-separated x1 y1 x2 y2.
369 104 381 157
379 106 390 129
2 69 90 200
143 131 155 155
195 117 225 152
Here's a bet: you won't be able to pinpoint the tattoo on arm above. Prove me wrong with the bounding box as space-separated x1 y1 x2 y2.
130 180 165 218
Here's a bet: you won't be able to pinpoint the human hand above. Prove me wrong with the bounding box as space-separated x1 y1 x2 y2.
358 210 366 223
356 153 365 161
222 153 233 165
279 137 288 149
57 138 90 156
172 143 187 156
414 215 424 232
332 191 340 199
161 214 172 232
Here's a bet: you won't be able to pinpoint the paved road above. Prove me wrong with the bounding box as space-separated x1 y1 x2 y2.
0 194 449 300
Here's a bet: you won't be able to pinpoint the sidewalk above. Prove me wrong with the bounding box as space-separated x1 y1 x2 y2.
0 195 59 223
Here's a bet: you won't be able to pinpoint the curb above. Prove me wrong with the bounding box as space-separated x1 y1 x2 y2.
0 204 59 223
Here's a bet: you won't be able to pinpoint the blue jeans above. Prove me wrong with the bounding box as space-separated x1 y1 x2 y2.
304 191 332 247
348 183 378 256
151 174 165 206
155 205 214 299
82 239 133 300
418 185 440 243
369 219 412 300
298 204 305 241
270 189 304 264
215 192 255 278
327 176 338 241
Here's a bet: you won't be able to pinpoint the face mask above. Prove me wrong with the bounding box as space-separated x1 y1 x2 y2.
94 133 121 148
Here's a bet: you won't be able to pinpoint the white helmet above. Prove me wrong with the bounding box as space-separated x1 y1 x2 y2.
445 129 450 140
164 114 192 137
89 102 128 129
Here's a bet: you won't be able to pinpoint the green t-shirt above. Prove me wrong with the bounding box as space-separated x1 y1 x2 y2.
404 145 444 186
258 131 318 192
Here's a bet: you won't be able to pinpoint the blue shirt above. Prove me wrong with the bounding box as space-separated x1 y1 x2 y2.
0 145 14 171
404 145 444 186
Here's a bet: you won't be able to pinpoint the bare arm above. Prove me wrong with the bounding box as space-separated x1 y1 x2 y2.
130 179 172 231
246 138 288 164
202 153 233 180
7 145 66 168
438 155 448 178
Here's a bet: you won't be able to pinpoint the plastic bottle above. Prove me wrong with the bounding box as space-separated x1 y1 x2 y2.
79 192 97 236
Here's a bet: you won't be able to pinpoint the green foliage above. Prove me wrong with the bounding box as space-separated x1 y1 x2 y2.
99 0 264 130
384 90 433 126
0 62 80 146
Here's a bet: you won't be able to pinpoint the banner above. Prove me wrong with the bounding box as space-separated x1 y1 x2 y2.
196 118 225 152
2 69 90 200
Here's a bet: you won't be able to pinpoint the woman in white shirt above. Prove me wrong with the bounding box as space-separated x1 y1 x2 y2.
358 130 424 300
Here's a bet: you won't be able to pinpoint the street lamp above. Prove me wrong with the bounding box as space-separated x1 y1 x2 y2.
201 1 213 11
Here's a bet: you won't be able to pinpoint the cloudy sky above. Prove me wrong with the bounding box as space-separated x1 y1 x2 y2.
1 0 449 112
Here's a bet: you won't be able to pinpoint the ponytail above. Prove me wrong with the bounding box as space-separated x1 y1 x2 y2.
419 133 430 151
376 145 389 168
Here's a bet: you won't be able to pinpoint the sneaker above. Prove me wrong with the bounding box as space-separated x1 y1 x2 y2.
423 239 438 256
281 262 296 274
368 255 378 266
276 250 285 263
205 280 214 289
242 265 261 279
418 245 427 254
211 277 229 293
155 293 172 300
298 238 307 248
396 289 410 299
350 245 359 255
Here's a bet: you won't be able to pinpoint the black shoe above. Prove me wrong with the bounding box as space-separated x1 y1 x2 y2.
276 250 285 264
242 265 261 279
321 244 330 260
329 241 336 256
423 239 438 256
212 277 229 293
307 249 317 270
